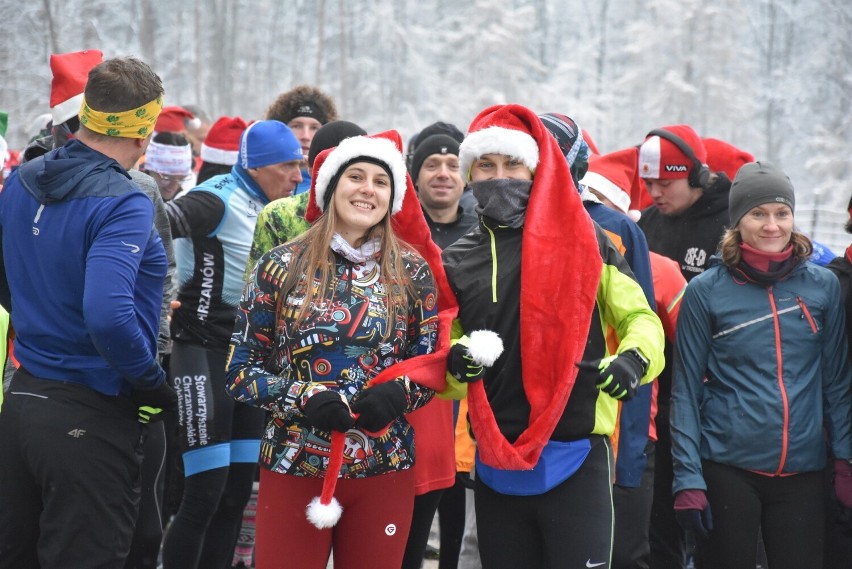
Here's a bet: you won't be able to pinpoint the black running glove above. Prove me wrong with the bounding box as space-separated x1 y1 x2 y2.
351 381 408 433
447 343 485 384
131 380 178 423
303 390 355 432
577 349 646 401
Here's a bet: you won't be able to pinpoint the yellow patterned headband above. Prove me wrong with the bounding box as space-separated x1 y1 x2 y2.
78 94 164 139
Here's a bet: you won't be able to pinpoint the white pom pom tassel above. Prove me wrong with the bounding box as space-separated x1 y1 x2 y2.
306 495 343 529
468 330 504 367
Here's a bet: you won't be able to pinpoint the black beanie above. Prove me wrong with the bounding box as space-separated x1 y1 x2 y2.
728 161 795 226
307 120 367 167
409 134 460 186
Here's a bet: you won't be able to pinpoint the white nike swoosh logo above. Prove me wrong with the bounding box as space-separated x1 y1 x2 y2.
121 241 141 253
586 561 606 568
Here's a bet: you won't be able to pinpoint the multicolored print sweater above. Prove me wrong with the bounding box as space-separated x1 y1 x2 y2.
226 236 438 479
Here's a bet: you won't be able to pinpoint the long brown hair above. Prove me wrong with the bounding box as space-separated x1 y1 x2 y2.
719 227 813 268
276 196 417 337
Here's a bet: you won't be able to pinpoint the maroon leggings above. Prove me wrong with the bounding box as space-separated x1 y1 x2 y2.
255 468 415 569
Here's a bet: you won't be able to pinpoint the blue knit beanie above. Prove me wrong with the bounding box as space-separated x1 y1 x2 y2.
239 120 302 169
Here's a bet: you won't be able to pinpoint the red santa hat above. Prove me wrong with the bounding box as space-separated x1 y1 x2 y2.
581 148 637 217
304 130 458 528
702 137 754 181
582 128 601 155
459 104 602 470
155 106 201 134
638 124 707 181
200 116 248 166
49 49 104 125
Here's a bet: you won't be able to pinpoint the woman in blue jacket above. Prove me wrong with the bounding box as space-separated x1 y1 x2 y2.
670 161 852 569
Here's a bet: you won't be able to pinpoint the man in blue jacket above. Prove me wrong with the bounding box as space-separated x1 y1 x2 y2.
0 57 176 569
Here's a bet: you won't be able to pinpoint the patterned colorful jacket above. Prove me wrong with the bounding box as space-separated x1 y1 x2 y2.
226 239 439 479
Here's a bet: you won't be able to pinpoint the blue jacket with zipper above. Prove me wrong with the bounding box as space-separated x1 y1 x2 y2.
671 256 852 494
0 139 167 396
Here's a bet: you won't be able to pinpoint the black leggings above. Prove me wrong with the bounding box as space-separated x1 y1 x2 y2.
702 460 825 569
475 436 613 569
125 422 167 569
161 342 264 569
162 464 257 569
401 489 445 569
438 477 467 569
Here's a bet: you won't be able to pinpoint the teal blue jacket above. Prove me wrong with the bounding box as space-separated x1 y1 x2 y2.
672 257 852 493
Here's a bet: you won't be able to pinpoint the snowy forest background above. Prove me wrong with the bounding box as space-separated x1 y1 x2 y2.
2 0 851 249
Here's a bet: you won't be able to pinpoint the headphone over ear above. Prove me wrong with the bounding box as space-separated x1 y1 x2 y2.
647 129 710 188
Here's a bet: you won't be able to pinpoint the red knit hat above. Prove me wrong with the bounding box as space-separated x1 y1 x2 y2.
459 104 602 470
200 116 248 166
155 106 200 133
50 49 104 125
582 149 636 215
702 137 754 181
304 130 458 527
638 124 707 180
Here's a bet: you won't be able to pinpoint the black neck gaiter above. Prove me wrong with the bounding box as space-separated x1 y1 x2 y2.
470 178 533 228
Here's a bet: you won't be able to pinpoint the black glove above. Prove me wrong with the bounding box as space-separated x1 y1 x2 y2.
350 381 408 433
131 380 178 423
303 390 355 432
674 489 713 540
675 506 713 540
577 349 646 401
447 343 485 384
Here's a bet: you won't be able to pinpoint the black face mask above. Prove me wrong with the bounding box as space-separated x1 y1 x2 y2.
470 178 533 228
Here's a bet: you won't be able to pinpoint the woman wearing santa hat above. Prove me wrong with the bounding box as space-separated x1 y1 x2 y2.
441 104 664 568
225 131 457 568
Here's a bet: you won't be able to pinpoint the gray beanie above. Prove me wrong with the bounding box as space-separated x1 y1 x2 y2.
728 161 795 226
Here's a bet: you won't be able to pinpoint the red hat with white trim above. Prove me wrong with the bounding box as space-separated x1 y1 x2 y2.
581 148 637 215
303 130 458 528
49 49 104 125
155 106 201 134
459 104 602 471
638 124 707 180
200 116 248 166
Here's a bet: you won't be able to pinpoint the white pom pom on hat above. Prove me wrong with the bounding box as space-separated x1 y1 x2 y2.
467 330 504 367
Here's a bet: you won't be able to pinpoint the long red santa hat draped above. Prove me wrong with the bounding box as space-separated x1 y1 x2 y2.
458 104 602 470
303 130 457 526
702 137 754 181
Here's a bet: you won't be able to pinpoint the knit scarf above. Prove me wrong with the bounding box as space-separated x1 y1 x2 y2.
736 242 799 285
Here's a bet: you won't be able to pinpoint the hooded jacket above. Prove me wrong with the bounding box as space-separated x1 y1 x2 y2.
638 174 731 282
0 139 167 395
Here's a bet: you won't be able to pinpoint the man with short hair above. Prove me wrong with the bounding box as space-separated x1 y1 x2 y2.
0 56 175 569
161 119 303 569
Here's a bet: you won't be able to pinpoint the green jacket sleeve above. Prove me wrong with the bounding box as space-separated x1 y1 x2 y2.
596 239 665 385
